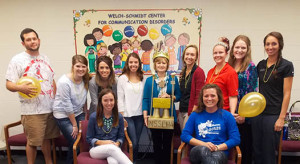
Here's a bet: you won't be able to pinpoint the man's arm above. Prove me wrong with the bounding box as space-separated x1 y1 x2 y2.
6 80 37 95
53 80 57 96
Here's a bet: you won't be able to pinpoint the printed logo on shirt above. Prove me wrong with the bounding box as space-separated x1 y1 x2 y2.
198 120 221 138
259 68 266 72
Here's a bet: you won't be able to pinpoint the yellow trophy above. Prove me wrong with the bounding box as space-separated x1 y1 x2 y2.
147 73 176 129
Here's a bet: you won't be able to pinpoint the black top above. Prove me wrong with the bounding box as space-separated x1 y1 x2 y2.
179 64 197 112
257 58 294 115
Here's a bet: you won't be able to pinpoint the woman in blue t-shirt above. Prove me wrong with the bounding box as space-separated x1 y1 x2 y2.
181 84 240 164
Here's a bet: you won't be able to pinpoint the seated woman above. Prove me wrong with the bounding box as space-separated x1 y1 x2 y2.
86 88 132 164
181 84 240 164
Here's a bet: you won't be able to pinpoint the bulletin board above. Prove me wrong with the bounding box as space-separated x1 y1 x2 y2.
73 8 202 74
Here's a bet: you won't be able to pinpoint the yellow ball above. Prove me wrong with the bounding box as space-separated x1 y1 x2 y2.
17 76 41 99
238 92 266 117
149 28 159 40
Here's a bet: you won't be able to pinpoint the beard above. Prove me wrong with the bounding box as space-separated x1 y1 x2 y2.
25 44 40 52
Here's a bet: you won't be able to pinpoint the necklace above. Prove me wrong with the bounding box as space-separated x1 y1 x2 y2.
263 60 277 83
71 75 84 101
208 64 226 84
158 80 166 88
184 72 191 88
102 116 113 134
155 73 168 96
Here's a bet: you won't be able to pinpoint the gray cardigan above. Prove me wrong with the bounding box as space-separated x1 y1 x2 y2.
88 76 117 115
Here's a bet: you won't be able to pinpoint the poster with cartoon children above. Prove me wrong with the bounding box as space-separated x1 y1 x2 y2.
177 33 190 71
140 40 153 73
84 34 97 73
108 42 122 74
92 28 104 45
74 8 202 75
97 42 108 57
131 35 142 57
164 34 177 72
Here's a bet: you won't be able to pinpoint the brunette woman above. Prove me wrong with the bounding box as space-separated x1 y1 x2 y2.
252 32 293 164
181 84 240 164
117 53 145 161
89 56 117 116
87 89 132 164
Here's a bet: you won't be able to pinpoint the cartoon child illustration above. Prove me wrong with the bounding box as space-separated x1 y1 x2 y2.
130 35 142 56
164 34 177 72
140 40 153 73
92 28 104 46
120 38 131 69
84 34 97 73
177 33 190 71
154 40 165 52
97 42 108 57
108 42 122 74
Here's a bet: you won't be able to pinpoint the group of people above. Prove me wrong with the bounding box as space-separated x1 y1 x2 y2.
5 28 294 164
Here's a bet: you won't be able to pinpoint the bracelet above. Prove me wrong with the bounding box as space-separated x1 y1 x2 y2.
73 125 77 128
216 145 219 151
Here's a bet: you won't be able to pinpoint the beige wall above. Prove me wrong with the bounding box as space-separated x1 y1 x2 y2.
1 0 300 140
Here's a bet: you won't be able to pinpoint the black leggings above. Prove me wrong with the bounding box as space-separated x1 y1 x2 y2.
189 146 227 164
150 129 173 164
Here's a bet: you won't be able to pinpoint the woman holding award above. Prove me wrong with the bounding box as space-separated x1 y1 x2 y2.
142 51 181 164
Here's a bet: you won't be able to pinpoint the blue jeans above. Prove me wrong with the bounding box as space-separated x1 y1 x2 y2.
124 115 143 161
55 113 85 164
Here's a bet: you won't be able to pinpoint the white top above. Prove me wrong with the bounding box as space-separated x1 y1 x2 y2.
5 52 55 115
53 74 87 119
117 74 145 117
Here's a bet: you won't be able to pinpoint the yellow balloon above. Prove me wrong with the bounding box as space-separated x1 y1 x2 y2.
149 28 159 40
17 76 41 99
238 92 266 117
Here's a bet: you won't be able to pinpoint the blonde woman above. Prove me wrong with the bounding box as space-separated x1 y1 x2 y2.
206 37 238 114
142 51 181 164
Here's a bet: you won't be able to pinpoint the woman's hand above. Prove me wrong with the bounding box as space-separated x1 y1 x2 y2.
123 118 128 128
96 140 115 146
233 113 245 124
113 141 120 147
159 93 170 98
203 142 218 151
71 126 78 139
144 115 149 127
274 118 284 131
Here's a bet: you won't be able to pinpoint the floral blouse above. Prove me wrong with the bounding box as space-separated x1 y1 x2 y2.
237 61 258 105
